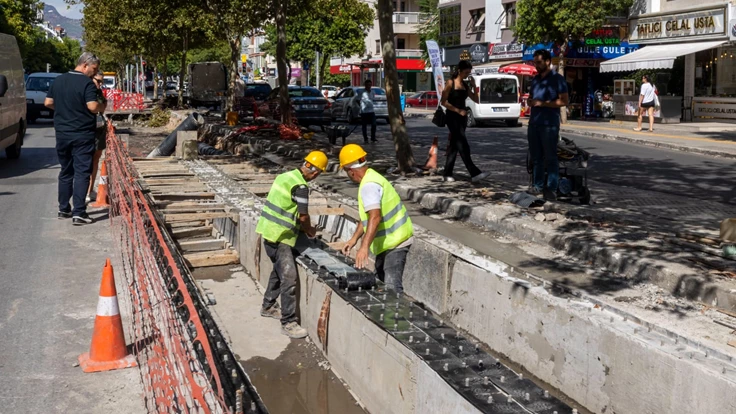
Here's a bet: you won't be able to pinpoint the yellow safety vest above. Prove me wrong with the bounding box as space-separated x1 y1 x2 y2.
256 169 306 247
358 168 413 255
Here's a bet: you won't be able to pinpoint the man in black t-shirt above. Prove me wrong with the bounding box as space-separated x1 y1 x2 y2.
45 52 106 225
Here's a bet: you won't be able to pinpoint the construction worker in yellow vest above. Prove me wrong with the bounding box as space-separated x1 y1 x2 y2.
339 144 413 294
256 150 328 339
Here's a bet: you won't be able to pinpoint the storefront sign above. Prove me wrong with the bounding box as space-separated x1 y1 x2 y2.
566 41 640 60
629 7 727 43
693 99 736 120
565 59 601 68
489 42 524 60
443 43 489 65
469 43 488 63
730 19 736 41
522 43 559 61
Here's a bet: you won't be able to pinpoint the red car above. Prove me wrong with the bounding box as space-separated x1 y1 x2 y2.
405 91 438 108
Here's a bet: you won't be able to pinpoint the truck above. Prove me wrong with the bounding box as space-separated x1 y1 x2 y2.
186 62 228 108
103 71 117 89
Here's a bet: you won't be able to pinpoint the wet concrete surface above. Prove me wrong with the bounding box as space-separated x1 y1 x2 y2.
239 341 366 414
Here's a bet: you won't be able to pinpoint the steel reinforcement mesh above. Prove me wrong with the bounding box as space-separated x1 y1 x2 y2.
104 123 266 414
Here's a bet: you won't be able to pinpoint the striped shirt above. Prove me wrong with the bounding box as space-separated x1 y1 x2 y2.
292 185 309 214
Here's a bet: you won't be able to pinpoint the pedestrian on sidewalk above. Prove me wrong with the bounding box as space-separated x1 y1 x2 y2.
439 60 490 183
339 144 413 293
256 151 328 339
527 49 569 201
87 71 108 204
634 75 656 132
45 52 106 225
359 79 378 143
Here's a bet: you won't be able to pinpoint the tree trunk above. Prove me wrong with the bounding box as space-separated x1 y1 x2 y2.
276 0 292 125
376 0 415 173
178 34 189 108
227 35 241 112
319 52 329 91
558 41 567 124
162 53 169 99
152 64 159 100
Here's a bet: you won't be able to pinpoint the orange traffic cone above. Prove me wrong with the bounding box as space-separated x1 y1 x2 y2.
90 160 109 208
423 136 439 170
78 259 137 373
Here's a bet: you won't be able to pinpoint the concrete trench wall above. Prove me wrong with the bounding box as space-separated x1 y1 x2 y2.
206 177 736 414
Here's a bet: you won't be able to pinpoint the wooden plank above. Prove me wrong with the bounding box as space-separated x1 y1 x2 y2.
165 212 237 222
729 339 736 348
308 206 344 216
155 201 223 208
167 220 206 228
144 179 203 186
171 226 214 238
155 193 216 201
162 205 226 213
184 249 239 268
177 238 226 252
140 172 195 178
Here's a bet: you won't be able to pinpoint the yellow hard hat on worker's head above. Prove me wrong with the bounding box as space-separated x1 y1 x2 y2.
304 151 328 172
339 144 368 169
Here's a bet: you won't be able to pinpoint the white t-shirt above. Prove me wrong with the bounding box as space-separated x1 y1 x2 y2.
640 82 656 104
360 90 375 114
360 182 413 249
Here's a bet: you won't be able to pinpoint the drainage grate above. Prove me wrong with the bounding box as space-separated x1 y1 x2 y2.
299 248 574 414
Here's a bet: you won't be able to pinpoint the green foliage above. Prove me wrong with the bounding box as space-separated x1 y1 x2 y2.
514 0 633 45
260 0 373 75
22 37 84 73
148 106 171 127
309 72 350 87
416 0 439 62
163 41 231 74
0 0 42 56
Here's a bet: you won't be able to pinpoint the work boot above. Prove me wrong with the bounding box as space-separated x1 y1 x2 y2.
260 306 281 319
281 321 308 339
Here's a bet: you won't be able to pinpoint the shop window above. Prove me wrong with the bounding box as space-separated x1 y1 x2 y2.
397 38 406 50
439 5 461 47
400 1 406 12
715 46 736 96
375 40 381 55
466 9 485 34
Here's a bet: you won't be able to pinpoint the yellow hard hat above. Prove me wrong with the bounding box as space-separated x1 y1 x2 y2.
339 144 367 168
304 150 328 172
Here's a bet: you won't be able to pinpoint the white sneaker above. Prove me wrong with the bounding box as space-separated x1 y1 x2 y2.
471 171 491 183
281 321 308 339
442 176 456 182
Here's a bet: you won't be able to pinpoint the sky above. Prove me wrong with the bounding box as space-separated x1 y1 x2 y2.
44 0 84 20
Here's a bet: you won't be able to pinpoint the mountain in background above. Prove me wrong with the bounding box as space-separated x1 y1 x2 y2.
42 4 84 41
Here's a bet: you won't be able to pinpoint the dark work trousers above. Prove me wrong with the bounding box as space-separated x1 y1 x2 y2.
262 240 299 325
56 136 95 216
444 111 481 178
527 125 560 192
361 112 377 142
374 246 410 294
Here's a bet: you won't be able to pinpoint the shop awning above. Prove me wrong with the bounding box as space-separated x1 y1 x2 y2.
599 40 726 73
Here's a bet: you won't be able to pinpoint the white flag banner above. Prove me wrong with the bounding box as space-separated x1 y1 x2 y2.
426 40 445 100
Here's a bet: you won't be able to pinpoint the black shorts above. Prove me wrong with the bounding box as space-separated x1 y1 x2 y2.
94 126 107 151
641 101 655 109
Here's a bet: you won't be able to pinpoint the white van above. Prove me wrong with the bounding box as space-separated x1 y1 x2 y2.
466 74 521 127
0 34 27 159
26 72 61 123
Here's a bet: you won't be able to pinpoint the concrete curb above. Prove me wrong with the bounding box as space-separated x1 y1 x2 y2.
558 127 736 159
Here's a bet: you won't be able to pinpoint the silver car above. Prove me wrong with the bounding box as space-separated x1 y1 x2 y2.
330 86 388 123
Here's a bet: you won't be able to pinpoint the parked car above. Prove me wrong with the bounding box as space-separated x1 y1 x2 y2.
405 91 438 109
264 86 331 127
165 81 179 97
331 86 388 123
466 74 521 127
0 34 26 159
25 72 61 123
243 83 273 102
321 85 338 98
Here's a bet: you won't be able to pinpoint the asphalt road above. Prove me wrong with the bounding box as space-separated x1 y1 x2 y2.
0 123 144 412
358 118 736 206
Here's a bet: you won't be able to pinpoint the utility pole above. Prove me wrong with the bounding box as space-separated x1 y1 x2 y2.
46 63 50 73
315 51 320 90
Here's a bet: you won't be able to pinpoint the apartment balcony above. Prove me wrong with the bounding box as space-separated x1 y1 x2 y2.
392 12 428 34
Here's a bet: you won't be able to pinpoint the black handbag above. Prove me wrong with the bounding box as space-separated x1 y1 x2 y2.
432 106 446 127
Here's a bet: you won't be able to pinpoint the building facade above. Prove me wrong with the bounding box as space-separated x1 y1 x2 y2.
601 0 736 122
438 0 489 68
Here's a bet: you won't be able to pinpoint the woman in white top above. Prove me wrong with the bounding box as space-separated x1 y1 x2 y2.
635 75 656 132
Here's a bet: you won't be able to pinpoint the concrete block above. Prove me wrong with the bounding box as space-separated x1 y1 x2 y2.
446 260 736 414
403 238 452 314
238 213 262 281
415 362 481 414
176 130 197 158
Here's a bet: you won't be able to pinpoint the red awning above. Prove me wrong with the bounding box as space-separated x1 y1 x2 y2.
498 63 537 76
330 59 425 74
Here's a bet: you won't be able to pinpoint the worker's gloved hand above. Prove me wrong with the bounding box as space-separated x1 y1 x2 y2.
355 247 370 270
341 240 356 256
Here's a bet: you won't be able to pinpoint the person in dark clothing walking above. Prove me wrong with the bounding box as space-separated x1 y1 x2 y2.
439 60 490 183
44 52 106 225
527 49 569 201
